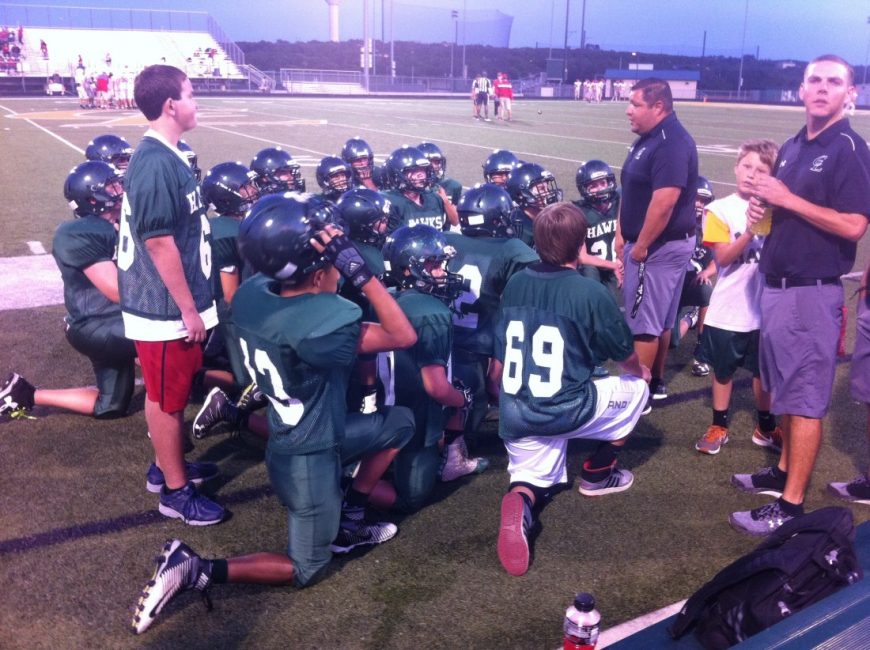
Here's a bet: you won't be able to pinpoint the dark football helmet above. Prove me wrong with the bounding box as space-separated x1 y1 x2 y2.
371 163 390 190
85 134 133 174
417 142 446 181
336 188 391 247
64 160 124 218
456 183 515 238
506 163 563 209
202 162 260 216
576 159 617 204
238 194 328 281
316 156 353 200
696 176 714 204
384 146 433 193
178 140 201 182
250 147 306 194
482 149 519 185
341 137 375 183
382 225 467 303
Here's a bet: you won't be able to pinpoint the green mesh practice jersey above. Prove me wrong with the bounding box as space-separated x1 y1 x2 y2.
575 192 620 264
384 189 448 231
443 232 538 357
495 266 633 439
438 177 463 206
118 133 216 340
378 289 452 447
509 207 535 249
232 275 362 455
52 215 119 326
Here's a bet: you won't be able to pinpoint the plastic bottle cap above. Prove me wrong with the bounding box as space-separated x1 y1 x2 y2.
574 592 595 611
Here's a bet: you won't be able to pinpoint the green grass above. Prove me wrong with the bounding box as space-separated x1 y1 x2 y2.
0 96 868 649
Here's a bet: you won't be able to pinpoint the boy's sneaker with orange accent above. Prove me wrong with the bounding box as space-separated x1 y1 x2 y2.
695 425 729 455
752 425 783 452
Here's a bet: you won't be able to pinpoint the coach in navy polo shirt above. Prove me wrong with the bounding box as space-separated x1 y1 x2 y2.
730 54 870 537
618 77 698 405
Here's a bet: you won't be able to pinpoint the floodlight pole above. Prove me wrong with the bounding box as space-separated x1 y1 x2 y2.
562 0 570 83
864 15 870 85
461 0 467 78
363 0 370 92
737 0 748 94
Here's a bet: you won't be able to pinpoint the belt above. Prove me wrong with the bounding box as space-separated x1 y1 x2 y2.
764 275 841 289
626 231 692 245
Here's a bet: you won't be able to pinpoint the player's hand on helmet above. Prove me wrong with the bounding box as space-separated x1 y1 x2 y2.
316 226 374 289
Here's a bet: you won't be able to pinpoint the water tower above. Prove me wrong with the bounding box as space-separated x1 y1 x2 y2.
325 0 342 42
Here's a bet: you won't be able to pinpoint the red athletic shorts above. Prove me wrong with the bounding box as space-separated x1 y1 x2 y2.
134 339 202 413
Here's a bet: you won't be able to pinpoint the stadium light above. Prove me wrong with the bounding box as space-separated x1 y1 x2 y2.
737 0 749 94
864 15 869 85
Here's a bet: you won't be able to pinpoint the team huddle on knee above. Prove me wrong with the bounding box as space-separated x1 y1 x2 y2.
1 54 868 633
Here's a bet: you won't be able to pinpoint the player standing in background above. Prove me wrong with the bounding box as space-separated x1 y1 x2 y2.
118 64 224 526
730 55 870 535
489 202 649 576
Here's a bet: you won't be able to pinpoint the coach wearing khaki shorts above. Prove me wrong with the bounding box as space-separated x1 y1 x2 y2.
617 77 698 405
729 55 870 536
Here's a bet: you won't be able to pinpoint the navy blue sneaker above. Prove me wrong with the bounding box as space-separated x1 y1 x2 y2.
158 482 226 526
146 461 219 494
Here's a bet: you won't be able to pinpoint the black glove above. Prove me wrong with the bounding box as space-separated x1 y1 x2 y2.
323 232 374 289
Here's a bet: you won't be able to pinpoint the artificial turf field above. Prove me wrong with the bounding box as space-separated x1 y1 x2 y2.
0 95 868 649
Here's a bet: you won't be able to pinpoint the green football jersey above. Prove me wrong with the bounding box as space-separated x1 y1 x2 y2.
379 289 452 447
52 215 119 326
494 265 634 439
576 192 620 264
438 177 463 206
209 214 244 317
510 207 535 249
232 275 362 455
384 189 448 231
118 133 216 340
443 232 539 357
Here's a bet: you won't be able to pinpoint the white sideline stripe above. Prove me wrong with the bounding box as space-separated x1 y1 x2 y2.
200 123 332 158
0 103 86 155
0 254 63 311
27 241 47 255
596 599 687 648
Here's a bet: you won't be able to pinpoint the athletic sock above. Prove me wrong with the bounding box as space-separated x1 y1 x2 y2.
580 458 617 483
757 410 776 433
586 441 620 469
712 409 729 429
210 559 228 584
777 497 804 517
444 429 463 445
345 487 369 508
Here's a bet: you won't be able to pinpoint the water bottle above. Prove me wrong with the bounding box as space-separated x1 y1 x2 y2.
563 592 600 650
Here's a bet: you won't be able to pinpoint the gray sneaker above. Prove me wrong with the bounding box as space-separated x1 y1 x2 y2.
578 467 634 496
729 500 795 536
730 465 785 497
828 475 870 505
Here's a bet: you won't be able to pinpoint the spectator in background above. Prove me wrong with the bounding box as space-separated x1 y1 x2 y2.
105 52 112 68
17 25 23 46
40 39 47 59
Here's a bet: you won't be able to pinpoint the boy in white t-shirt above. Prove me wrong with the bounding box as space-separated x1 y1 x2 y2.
694 139 782 455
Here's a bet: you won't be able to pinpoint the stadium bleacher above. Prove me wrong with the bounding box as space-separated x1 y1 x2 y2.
11 27 243 79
